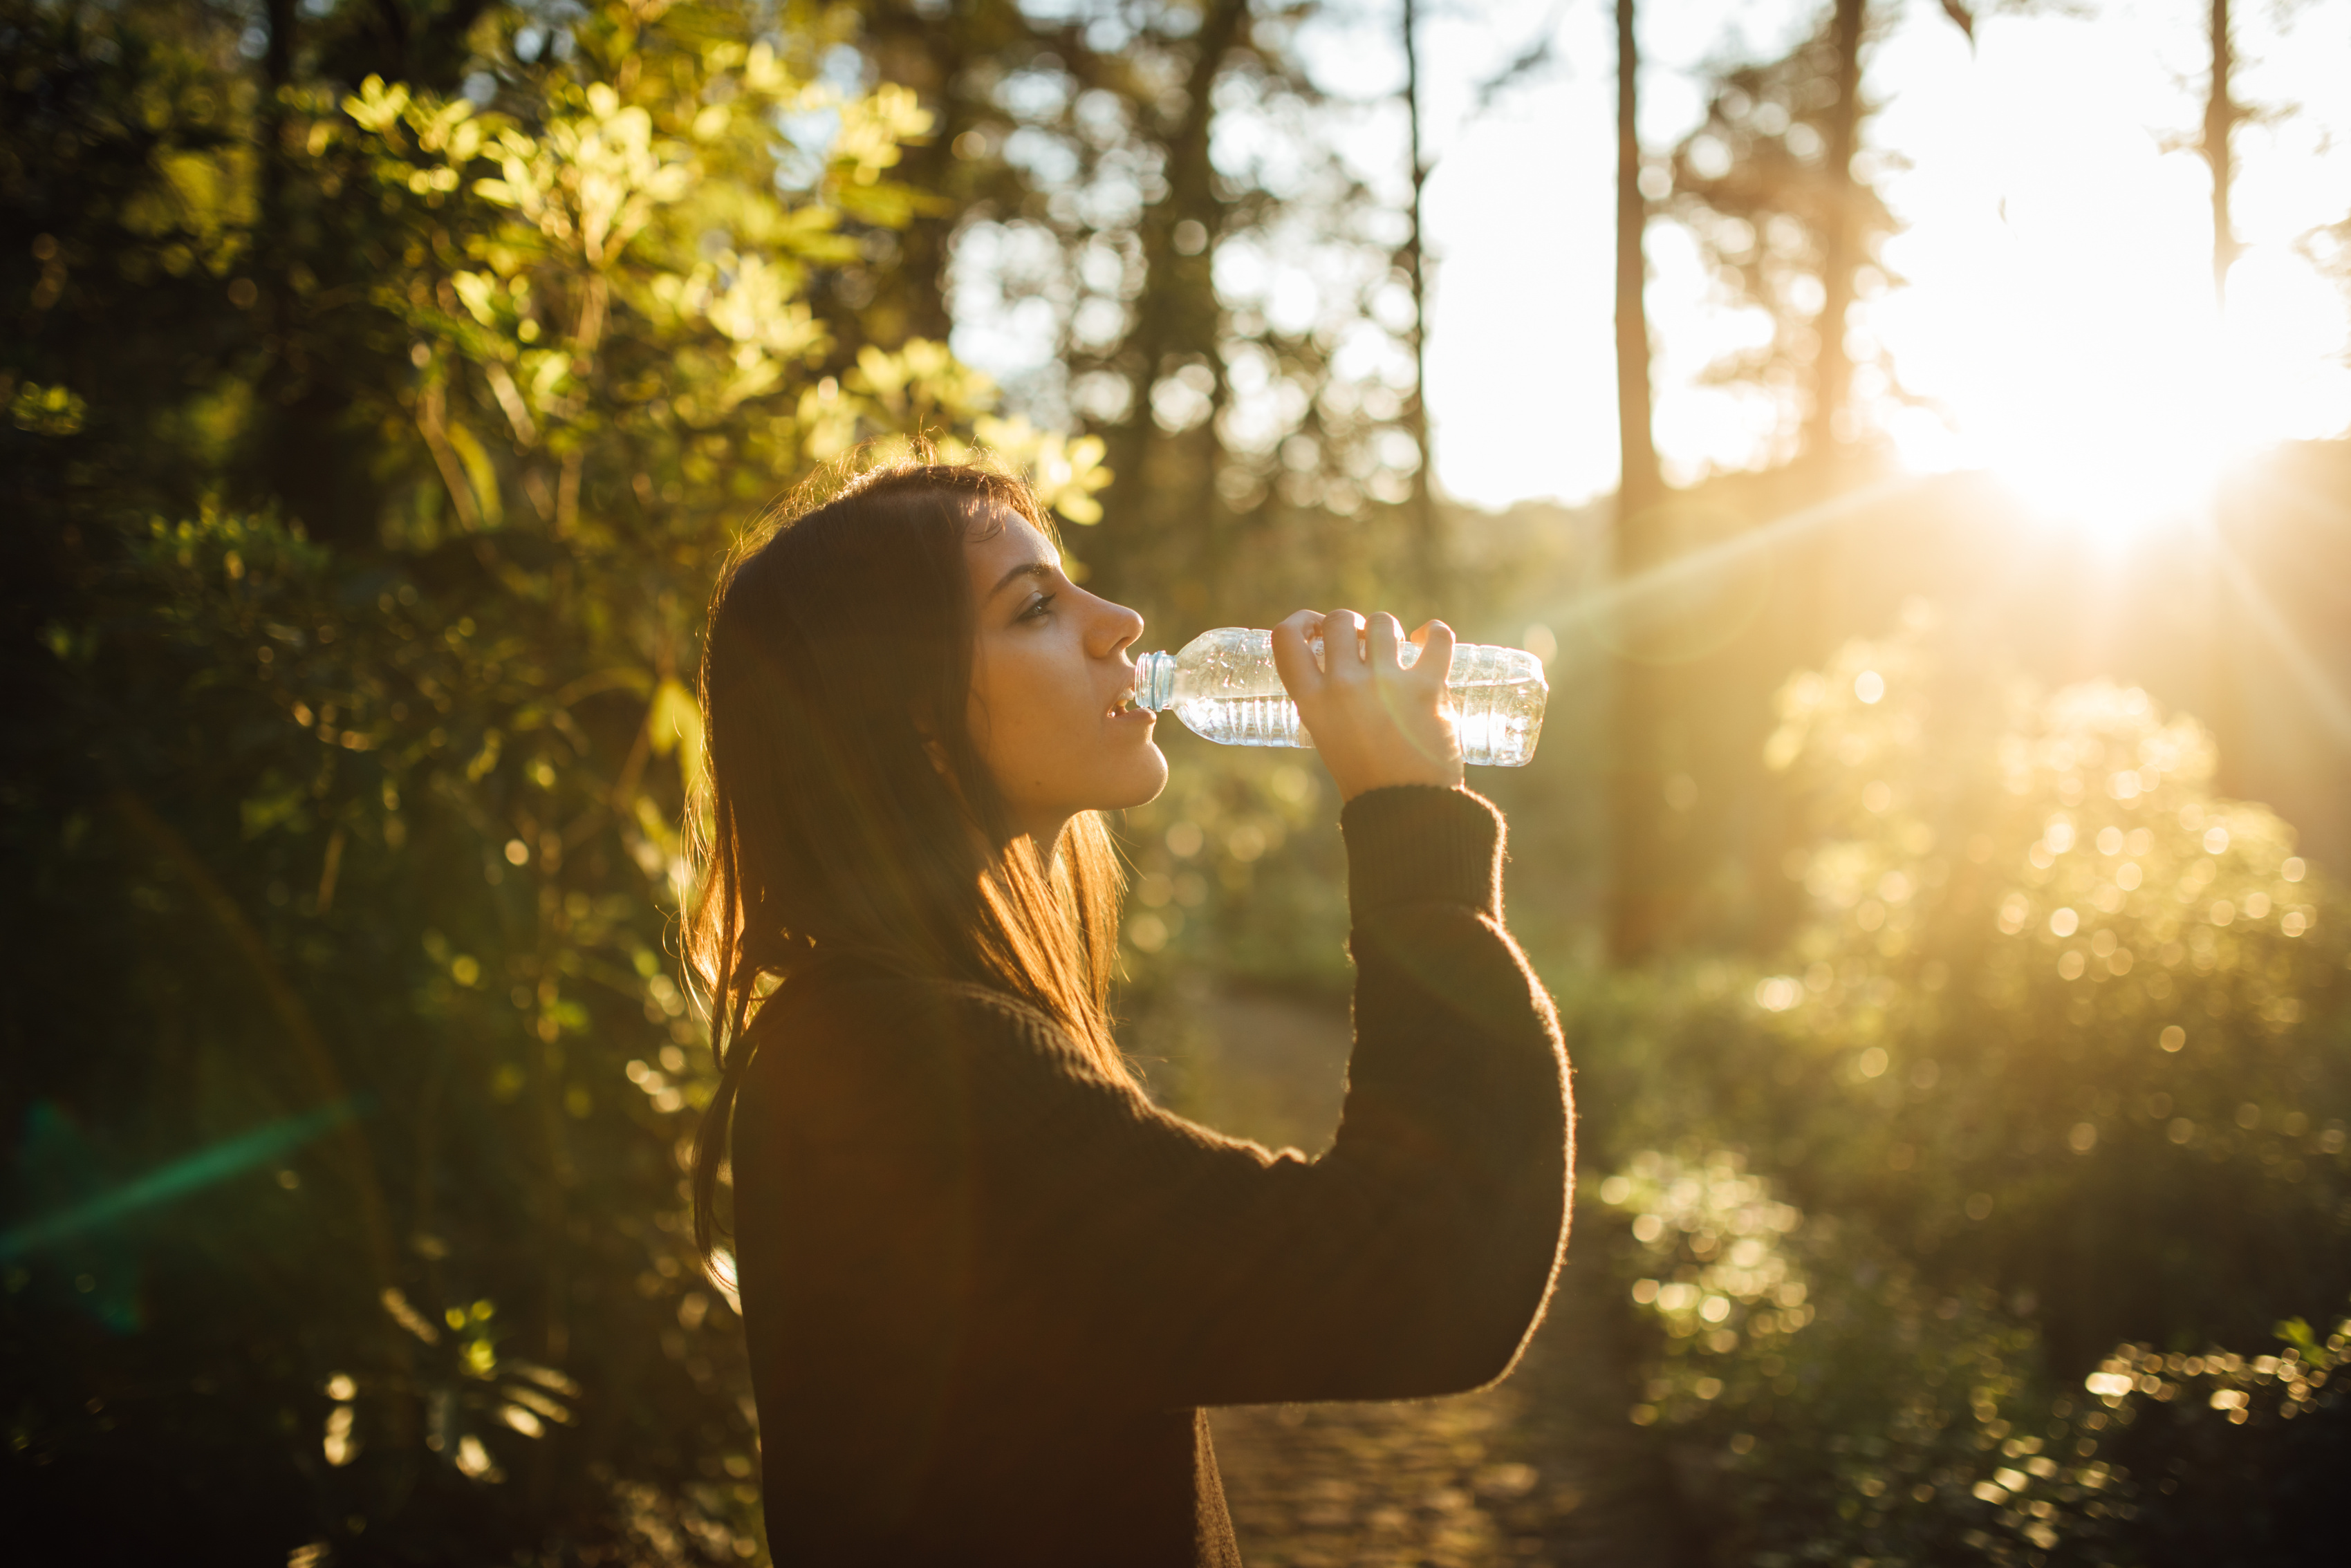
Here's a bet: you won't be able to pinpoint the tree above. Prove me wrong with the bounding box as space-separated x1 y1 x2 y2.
1 2 1098 1558
843 0 1437 628
1810 0 1867 468
1607 0 1671 963
1606 0 1981 962
1399 0 1442 603
1613 0 1662 528
2204 0 2241 309
1663 1 1962 475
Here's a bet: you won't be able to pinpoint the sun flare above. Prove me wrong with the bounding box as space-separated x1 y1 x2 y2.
1899 244 2351 541
1866 19 2351 542
1931 241 2345 538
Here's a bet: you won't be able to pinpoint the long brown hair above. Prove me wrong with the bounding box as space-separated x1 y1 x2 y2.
685 458 1129 1262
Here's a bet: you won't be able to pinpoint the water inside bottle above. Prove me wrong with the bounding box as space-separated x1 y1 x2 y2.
1137 627 1547 766
1440 644 1548 767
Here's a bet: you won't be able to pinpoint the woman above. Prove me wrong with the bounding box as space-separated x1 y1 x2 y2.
688 460 1570 1566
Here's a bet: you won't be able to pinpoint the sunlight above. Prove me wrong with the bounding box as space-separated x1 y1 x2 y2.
1402 0 2351 512
1961 335 2240 542
1870 14 2351 544
2211 536 2351 754
1873 104 2235 536
1917 248 2348 541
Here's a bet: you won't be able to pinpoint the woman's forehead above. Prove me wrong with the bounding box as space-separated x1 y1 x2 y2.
965 507 1055 571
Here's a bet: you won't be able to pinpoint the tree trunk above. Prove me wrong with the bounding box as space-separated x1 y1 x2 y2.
1612 1 1661 524
1401 0 1443 613
1803 0 1866 469
1093 0 1252 602
253 0 313 532
259 0 294 274
2205 0 2238 310
860 0 976 348
1608 0 1670 964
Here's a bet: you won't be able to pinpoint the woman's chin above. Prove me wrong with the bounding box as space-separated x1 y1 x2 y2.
1104 744 1169 810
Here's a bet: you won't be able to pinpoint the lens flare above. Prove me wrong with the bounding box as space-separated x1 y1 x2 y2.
0 1099 360 1262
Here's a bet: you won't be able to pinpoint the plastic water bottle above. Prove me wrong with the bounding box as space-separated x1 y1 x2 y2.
1133 628 1548 767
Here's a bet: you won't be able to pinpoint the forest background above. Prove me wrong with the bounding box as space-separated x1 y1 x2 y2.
6 0 2351 1563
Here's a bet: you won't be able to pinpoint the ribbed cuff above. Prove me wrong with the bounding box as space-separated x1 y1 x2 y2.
1340 785 1503 922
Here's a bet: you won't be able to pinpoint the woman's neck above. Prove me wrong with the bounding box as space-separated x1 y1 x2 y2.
1008 818 1069 872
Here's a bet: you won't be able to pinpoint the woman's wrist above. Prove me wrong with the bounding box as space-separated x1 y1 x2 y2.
1340 785 1503 920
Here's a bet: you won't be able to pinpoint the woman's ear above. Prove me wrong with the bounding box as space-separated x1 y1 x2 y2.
909 707 952 779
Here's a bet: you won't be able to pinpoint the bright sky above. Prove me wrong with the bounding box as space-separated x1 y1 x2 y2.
1297 0 2351 512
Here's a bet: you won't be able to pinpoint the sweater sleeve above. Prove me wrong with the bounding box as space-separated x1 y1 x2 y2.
951 785 1572 1412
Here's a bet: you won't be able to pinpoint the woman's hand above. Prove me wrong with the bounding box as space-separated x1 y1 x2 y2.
1271 609 1465 802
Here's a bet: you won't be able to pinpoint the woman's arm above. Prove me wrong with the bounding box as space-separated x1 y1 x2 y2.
954 783 1570 1411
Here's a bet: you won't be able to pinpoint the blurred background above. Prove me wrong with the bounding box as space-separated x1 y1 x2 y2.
6 0 2350 1562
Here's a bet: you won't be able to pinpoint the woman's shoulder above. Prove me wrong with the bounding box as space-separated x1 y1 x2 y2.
754 953 1032 1023
744 955 1079 1075
734 960 1138 1158
743 955 951 1063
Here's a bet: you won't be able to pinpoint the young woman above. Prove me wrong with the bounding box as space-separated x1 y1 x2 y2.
688 460 1570 1566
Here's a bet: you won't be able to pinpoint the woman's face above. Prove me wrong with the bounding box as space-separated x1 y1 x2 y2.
963 509 1167 846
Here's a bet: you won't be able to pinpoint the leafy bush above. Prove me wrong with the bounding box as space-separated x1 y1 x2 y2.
1574 609 2351 1562
2083 1313 2348 1567
1599 1150 2122 1566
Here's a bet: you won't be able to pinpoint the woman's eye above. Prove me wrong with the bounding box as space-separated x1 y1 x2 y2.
1019 592 1056 622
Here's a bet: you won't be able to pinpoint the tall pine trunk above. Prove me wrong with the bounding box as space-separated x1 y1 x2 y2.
1095 0 1251 604
1607 0 1669 963
1803 0 1866 471
2204 0 2238 308
859 0 984 348
1401 0 1443 612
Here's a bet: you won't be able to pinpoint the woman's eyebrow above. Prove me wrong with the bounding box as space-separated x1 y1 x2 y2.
987 561 1057 601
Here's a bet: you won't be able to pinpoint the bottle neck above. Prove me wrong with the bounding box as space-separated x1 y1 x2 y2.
1135 650 1176 712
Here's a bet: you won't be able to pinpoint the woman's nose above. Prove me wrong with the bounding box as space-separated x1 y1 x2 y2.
1090 595 1144 658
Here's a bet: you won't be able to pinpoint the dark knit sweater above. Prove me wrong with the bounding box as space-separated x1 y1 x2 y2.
730 785 1572 1566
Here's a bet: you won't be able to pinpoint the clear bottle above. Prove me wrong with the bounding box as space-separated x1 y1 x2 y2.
1133 627 1548 767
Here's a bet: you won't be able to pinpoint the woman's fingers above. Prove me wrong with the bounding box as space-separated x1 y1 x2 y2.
1365 612 1403 675
1274 608 1465 799
1271 608 1328 698
1319 610 1368 684
1409 619 1457 692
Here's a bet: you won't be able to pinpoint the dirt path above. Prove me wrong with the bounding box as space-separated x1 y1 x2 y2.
1209 1256 1693 1568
